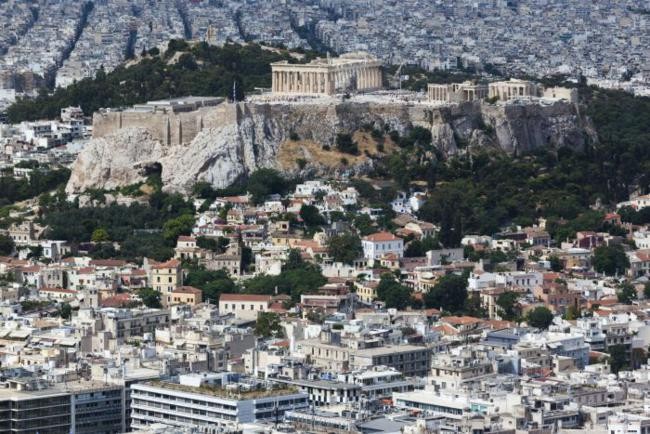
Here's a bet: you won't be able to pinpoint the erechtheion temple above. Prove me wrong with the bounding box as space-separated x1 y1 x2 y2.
428 78 577 104
427 81 489 103
271 52 382 95
488 79 540 101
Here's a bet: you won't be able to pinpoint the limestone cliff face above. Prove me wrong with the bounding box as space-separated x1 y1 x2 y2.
66 99 590 194
66 128 166 192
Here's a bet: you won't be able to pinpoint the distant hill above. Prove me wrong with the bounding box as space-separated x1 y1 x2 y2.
6 40 315 123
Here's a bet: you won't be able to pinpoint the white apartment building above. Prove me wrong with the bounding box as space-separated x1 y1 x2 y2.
634 231 650 250
617 194 650 211
131 374 309 430
467 271 542 292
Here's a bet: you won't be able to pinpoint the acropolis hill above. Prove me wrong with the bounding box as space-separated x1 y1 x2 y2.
67 54 592 194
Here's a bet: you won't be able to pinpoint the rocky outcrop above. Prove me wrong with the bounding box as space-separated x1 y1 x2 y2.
66 128 166 192
66 99 591 194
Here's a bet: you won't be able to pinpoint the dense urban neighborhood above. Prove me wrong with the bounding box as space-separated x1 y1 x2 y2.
1 1 650 434
2 0 650 113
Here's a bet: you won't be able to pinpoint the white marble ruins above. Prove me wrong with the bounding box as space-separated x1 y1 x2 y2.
271 52 383 96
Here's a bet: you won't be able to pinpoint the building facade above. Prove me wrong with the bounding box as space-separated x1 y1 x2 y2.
218 293 272 321
150 259 182 307
131 377 308 430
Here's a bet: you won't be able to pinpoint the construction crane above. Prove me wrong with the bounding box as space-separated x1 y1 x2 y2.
392 61 405 90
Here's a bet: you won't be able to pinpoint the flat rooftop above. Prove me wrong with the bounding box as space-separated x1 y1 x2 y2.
0 380 121 400
352 344 430 357
142 380 300 400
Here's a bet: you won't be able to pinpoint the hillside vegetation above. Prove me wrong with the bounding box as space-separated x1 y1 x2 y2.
7 41 311 122
375 86 650 245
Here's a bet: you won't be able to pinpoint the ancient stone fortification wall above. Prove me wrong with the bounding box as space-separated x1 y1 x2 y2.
92 103 237 145
69 98 591 194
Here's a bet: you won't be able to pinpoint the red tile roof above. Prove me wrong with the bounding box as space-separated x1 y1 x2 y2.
151 259 181 270
89 259 127 267
440 315 482 326
363 231 401 242
101 293 132 308
173 286 203 295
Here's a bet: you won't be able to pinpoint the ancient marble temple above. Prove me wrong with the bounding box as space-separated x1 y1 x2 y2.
271 52 382 96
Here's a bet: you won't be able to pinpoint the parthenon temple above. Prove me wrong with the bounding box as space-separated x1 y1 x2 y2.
271 52 383 96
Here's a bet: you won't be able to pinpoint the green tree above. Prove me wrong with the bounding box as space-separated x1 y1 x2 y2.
527 306 554 329
137 288 162 308
424 274 468 313
496 291 519 321
549 255 562 272
27 245 43 259
376 273 412 310
58 302 72 320
247 169 288 204
335 133 359 155
163 214 195 241
184 267 237 303
404 237 441 257
255 312 285 338
244 263 326 302
91 228 110 242
327 233 362 264
593 245 630 276
177 53 198 70
300 204 325 227
353 214 375 236
284 249 304 271
192 182 217 199
196 236 229 253
0 235 15 255
607 344 628 374
617 282 637 304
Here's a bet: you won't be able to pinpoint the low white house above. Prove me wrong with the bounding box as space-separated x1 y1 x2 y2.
361 232 404 261
218 293 272 321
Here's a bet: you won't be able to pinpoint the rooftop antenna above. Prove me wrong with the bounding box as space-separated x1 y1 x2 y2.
232 80 237 103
